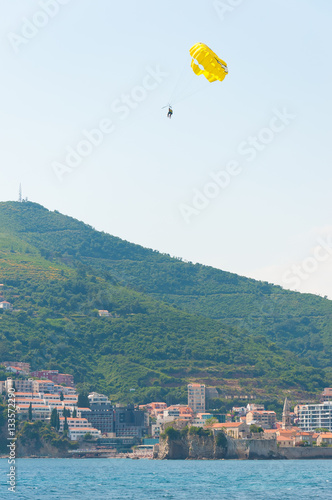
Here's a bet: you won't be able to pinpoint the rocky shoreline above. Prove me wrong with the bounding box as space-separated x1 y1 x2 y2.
154 434 332 460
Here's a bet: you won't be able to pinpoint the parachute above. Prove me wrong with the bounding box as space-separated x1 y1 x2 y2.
189 43 228 83
164 43 228 113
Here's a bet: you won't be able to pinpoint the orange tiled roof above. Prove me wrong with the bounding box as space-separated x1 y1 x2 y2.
69 427 98 431
14 392 40 396
16 398 44 403
59 417 87 421
17 404 48 408
277 436 293 442
213 422 243 428
33 380 55 383
251 410 276 414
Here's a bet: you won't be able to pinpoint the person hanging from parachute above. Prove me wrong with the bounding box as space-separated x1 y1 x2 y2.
163 43 228 118
167 106 173 119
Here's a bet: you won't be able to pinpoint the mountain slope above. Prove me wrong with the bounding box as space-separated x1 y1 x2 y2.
0 201 331 402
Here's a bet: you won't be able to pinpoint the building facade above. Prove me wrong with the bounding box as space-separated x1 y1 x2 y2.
81 394 114 434
5 378 34 392
33 380 55 394
246 410 277 429
297 401 332 431
188 383 206 413
282 398 292 430
322 388 332 401
30 370 74 387
114 405 148 438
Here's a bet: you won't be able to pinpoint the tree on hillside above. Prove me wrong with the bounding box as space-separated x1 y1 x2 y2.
51 408 58 428
62 407 70 418
205 417 218 428
77 393 90 408
28 402 32 421
250 424 264 433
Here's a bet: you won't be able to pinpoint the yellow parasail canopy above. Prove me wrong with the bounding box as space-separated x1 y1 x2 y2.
189 43 228 83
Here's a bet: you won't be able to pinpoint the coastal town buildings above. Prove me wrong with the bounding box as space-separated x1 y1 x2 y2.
139 402 167 419
2 361 30 373
3 359 332 455
30 370 74 387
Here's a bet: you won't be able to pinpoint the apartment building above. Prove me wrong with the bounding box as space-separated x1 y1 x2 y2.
297 401 332 431
59 417 91 432
140 402 167 418
68 427 101 440
30 370 74 387
246 410 277 429
16 403 51 421
188 383 206 413
81 394 114 434
14 392 42 400
114 405 148 438
5 378 34 392
33 380 55 394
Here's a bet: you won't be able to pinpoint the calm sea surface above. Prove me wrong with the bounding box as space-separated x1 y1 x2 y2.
1 458 332 499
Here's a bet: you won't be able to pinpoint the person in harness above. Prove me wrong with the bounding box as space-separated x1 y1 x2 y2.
167 106 173 118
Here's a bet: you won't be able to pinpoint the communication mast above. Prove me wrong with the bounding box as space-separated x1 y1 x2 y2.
18 183 22 203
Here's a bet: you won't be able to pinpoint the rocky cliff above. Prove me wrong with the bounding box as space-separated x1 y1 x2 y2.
155 429 227 460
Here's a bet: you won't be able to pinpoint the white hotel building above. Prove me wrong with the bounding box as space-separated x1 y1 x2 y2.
297 401 332 431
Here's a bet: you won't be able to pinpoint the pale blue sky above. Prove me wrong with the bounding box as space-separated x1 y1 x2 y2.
1 0 332 297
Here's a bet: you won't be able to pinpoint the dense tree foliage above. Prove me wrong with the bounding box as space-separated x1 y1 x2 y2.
17 421 78 454
0 201 331 404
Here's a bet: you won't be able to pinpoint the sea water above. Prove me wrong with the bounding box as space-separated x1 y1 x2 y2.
1 458 332 499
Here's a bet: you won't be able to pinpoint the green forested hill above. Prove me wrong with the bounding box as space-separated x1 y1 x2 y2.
0 201 331 403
